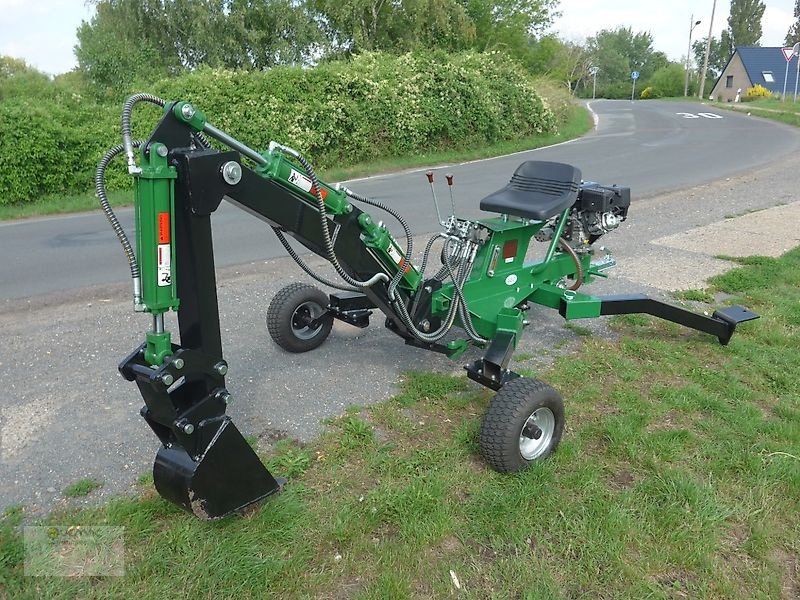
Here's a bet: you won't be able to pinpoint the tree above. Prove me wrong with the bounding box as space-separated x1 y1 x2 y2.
585 27 661 98
530 37 591 94
728 0 765 48
309 0 477 53
0 57 52 100
692 32 732 82
785 0 800 46
76 0 325 90
461 0 558 56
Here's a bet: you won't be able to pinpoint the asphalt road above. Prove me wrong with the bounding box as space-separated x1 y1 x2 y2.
2 99 799 516
2 99 799 301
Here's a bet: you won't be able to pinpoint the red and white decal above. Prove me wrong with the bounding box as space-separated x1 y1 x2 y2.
288 168 328 199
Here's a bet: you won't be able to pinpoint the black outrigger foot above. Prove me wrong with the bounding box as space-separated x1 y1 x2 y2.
589 294 759 346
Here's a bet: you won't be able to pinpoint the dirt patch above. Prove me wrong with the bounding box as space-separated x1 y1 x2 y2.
652 569 697 598
608 469 636 490
645 409 684 433
771 548 800 600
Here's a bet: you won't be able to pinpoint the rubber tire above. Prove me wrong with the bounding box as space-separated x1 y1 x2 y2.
267 283 333 353
479 378 565 473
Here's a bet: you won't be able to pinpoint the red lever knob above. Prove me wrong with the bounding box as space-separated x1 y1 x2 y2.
426 171 434 184
446 174 454 186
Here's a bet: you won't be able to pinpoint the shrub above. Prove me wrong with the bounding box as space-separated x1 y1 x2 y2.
745 84 773 99
0 51 560 204
640 86 661 99
647 64 685 98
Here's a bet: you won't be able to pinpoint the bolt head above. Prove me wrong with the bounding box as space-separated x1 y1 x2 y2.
181 103 195 119
172 358 185 370
215 362 228 376
221 161 242 185
156 145 168 157
182 423 195 435
161 373 174 386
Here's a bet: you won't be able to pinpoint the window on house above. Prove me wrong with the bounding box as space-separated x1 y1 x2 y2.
726 75 734 88
763 71 775 83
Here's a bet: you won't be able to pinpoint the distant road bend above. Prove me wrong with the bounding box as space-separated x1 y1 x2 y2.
1 99 798 300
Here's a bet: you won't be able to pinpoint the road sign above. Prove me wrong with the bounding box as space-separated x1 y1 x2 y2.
589 66 599 76
782 47 795 62
631 71 640 80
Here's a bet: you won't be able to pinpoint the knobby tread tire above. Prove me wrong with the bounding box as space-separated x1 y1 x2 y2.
479 377 565 473
267 283 333 353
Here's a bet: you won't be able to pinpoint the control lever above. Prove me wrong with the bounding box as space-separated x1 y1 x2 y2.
446 173 456 218
426 171 444 226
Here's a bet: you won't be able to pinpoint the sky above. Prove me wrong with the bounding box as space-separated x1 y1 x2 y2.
0 0 796 75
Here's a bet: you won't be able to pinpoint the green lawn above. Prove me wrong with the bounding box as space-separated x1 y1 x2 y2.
2 247 798 598
711 96 800 128
0 105 592 222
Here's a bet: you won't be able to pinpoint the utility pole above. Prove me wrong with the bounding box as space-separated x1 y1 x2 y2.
698 0 717 100
685 15 702 96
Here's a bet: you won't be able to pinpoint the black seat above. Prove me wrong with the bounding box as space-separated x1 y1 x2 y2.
480 161 582 221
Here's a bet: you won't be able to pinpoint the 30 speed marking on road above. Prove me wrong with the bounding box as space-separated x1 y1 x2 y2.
676 112 724 119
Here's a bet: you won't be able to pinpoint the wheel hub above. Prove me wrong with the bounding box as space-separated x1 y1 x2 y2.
291 302 323 340
518 407 555 460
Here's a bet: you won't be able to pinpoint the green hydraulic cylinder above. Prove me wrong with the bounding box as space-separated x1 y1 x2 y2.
358 214 421 291
256 149 352 216
134 143 179 366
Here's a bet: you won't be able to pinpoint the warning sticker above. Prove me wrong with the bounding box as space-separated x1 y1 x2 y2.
158 212 170 244
387 244 404 265
288 169 327 199
288 169 313 193
157 244 171 287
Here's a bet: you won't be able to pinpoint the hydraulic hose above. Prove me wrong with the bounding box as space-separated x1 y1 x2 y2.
95 140 146 306
290 151 388 289
271 227 358 292
121 93 166 173
558 238 583 291
341 186 414 296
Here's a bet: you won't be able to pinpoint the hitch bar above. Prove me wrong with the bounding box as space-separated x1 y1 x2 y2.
584 294 759 345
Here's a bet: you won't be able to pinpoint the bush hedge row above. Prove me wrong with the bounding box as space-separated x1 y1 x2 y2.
0 51 560 205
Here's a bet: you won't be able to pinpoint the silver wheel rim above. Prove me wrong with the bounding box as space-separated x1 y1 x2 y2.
519 407 555 460
291 301 324 340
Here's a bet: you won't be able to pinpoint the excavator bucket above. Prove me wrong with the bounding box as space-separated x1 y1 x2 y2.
152 418 282 519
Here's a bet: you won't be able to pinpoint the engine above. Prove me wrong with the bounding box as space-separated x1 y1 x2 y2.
536 183 630 250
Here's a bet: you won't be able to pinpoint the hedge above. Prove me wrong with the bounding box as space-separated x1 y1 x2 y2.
0 51 559 205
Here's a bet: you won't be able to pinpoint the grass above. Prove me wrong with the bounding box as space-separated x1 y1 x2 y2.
1 247 798 598
0 105 593 222
711 96 800 128
62 480 102 499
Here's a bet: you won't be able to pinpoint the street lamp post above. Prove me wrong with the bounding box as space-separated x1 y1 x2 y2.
698 0 718 100
684 15 702 97
589 66 599 99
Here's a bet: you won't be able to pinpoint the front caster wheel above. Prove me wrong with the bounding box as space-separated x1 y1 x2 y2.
479 378 565 473
267 283 333 353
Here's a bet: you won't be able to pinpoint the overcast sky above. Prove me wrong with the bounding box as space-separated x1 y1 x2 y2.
0 0 796 75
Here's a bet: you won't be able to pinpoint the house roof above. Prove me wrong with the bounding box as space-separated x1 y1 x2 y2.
732 47 800 95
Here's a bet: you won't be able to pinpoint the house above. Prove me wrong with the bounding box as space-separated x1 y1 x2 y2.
710 46 800 102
